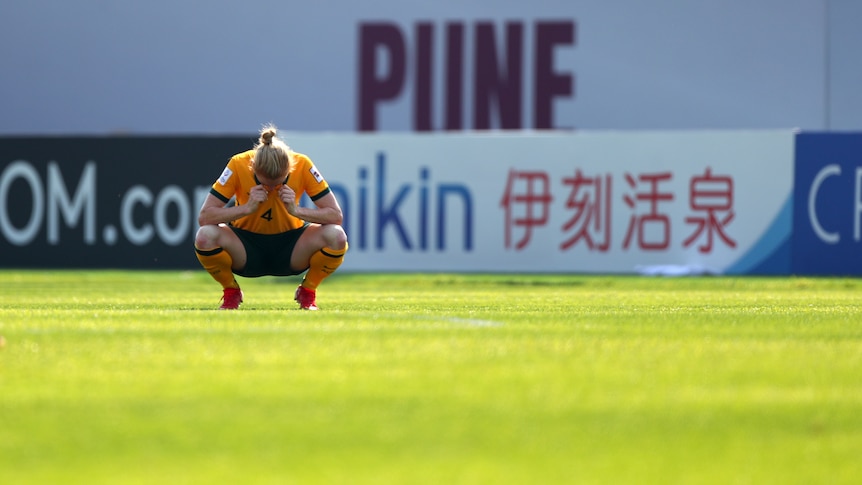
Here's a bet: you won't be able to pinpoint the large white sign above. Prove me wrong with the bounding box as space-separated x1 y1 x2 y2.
285 131 795 274
1 1 859 134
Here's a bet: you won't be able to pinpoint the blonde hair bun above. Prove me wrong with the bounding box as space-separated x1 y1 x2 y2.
259 125 277 146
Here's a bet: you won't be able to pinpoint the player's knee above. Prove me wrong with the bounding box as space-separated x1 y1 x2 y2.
194 225 221 248
325 224 348 249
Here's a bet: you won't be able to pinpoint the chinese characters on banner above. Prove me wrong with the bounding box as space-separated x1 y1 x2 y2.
500 167 736 253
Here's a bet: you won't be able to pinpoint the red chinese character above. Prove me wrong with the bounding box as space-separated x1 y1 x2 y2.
683 168 736 253
560 170 612 251
500 169 553 250
622 172 674 250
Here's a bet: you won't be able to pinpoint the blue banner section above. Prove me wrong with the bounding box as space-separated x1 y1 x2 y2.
793 133 862 275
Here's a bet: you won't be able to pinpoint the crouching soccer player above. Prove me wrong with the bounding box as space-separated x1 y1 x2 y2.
194 124 348 310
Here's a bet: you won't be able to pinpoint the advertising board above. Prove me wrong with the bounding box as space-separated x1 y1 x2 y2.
793 133 862 275
0 131 796 273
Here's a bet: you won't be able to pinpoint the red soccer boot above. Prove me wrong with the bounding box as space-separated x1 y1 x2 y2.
294 285 318 310
219 287 243 310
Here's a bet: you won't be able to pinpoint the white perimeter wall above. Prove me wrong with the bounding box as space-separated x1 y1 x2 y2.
1 1 861 134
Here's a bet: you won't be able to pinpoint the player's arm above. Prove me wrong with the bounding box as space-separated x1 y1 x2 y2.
198 186 268 226
278 186 343 225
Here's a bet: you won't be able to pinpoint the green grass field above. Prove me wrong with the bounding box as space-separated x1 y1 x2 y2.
1 270 860 484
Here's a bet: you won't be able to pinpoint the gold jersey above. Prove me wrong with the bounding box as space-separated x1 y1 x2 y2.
209 149 332 234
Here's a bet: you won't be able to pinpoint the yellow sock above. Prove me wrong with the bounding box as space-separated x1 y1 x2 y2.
302 243 348 291
195 247 240 289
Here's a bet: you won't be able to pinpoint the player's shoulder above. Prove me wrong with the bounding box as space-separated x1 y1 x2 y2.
291 152 313 167
290 152 326 186
228 149 255 167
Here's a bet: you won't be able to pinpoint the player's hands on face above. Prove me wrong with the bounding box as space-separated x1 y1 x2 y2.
246 184 269 213
278 185 297 214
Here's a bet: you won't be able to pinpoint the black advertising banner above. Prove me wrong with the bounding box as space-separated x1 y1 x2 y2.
0 136 254 269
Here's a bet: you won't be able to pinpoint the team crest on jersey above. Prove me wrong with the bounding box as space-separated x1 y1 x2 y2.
218 167 233 186
309 166 323 183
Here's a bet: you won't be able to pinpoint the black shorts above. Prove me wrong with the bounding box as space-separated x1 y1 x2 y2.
230 225 310 277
